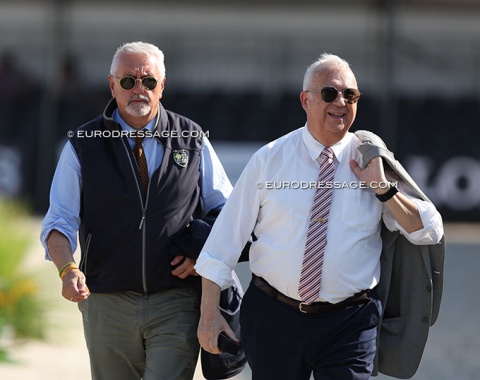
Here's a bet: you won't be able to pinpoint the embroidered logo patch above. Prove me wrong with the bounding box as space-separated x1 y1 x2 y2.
173 149 189 168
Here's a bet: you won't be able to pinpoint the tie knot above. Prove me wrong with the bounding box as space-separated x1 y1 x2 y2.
135 136 144 145
321 147 334 161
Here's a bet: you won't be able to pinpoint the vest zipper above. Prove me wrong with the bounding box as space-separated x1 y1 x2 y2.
121 138 149 294
139 209 148 294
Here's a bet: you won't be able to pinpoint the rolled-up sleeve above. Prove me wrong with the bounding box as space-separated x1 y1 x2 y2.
195 250 238 290
383 197 444 245
40 141 82 260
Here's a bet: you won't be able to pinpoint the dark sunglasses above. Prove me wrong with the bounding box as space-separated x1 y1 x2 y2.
116 76 158 91
306 86 361 104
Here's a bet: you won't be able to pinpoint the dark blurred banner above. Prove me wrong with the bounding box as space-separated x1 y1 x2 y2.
403 155 480 222
1 1 479 223
1 146 477 221
0 90 478 222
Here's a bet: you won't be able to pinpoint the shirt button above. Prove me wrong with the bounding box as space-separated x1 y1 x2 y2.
426 285 432 292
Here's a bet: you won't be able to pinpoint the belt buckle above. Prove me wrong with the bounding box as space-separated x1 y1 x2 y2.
299 302 309 313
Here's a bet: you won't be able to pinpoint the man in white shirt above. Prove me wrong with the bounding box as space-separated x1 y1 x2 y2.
195 53 443 380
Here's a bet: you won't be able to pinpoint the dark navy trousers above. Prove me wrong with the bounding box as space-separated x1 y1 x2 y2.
240 283 382 380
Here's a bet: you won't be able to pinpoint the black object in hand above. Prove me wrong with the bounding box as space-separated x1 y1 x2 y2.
217 332 241 356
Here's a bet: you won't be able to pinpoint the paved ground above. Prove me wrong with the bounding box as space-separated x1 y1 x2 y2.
0 219 478 379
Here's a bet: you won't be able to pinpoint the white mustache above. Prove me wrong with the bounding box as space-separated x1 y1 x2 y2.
128 94 150 103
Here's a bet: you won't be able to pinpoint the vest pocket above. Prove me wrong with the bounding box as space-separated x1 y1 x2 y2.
79 232 92 275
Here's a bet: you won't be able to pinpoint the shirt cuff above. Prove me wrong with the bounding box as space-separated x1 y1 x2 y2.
40 220 78 260
195 250 235 290
394 199 444 245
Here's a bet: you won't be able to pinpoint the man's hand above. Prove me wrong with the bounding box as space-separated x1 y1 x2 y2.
171 255 198 279
350 156 390 194
47 230 90 303
62 268 90 302
350 156 424 233
197 278 239 354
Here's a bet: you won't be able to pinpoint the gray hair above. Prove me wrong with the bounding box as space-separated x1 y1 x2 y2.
110 41 166 78
302 53 354 90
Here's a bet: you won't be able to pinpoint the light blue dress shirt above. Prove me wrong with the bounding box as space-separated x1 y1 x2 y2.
41 109 232 259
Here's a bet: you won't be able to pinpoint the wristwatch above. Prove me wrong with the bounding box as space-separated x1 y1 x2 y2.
375 183 398 202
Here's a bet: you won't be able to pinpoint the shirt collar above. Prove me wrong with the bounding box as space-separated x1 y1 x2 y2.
302 125 353 163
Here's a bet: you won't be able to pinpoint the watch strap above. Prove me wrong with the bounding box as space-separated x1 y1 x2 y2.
375 183 398 202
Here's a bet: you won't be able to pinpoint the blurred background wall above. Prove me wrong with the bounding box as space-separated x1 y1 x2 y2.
0 0 479 220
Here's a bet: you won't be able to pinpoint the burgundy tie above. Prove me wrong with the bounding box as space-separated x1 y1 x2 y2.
298 147 335 304
133 136 149 194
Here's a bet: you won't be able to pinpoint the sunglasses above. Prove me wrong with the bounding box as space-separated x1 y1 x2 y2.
116 76 159 91
306 86 361 104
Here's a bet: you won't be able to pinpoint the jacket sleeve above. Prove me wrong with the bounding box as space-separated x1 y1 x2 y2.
171 205 253 262
170 206 223 260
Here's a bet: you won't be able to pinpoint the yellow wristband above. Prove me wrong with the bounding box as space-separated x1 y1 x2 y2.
58 261 76 276
60 265 78 280
59 263 78 279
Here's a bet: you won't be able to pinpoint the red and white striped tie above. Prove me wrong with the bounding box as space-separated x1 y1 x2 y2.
298 147 335 304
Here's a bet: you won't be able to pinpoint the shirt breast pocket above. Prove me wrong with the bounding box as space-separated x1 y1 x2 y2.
340 188 381 231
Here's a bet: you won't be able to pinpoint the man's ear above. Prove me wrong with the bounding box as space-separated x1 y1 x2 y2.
300 91 309 112
108 75 116 98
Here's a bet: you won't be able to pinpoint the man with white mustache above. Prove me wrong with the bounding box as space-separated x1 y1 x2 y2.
40 41 232 380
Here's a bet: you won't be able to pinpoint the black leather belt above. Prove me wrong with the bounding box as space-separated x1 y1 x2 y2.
251 274 372 314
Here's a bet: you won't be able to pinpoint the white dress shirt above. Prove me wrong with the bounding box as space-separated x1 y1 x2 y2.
195 126 444 304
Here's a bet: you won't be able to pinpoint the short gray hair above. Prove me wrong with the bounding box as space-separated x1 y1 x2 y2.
110 41 166 78
302 53 354 90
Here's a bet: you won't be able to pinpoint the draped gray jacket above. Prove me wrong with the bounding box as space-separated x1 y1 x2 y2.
355 130 445 379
